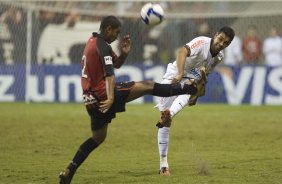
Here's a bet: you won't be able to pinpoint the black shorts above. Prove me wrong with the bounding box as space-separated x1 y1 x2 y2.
86 81 135 131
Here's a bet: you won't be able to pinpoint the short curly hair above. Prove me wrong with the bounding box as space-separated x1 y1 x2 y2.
219 26 235 42
99 16 121 32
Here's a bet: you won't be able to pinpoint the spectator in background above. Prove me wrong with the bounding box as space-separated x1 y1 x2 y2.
0 7 26 64
224 35 243 66
263 26 282 67
242 25 262 65
0 6 12 64
197 20 211 37
38 10 64 31
64 11 81 28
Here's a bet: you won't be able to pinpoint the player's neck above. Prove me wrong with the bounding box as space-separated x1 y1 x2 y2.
209 45 219 57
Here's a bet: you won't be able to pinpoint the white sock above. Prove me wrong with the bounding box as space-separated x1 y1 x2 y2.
170 95 189 117
158 127 170 168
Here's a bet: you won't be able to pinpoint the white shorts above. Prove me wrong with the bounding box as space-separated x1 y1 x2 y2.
155 78 191 111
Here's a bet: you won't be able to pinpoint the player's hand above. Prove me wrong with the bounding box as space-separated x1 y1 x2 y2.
171 74 183 83
99 98 114 113
193 68 207 96
120 34 131 55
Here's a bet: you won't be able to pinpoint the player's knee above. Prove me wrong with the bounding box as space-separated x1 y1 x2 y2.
92 136 106 144
92 133 107 144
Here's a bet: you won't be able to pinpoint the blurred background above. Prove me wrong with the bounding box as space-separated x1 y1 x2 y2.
0 0 282 105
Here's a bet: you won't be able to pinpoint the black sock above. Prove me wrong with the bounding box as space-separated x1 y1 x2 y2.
156 121 163 128
68 138 99 173
152 83 196 97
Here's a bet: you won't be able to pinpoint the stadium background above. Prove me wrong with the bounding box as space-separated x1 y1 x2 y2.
0 1 282 105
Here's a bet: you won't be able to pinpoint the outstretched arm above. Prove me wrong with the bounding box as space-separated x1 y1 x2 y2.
172 45 191 83
114 35 131 68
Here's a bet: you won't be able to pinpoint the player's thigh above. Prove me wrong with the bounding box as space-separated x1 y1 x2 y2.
156 96 177 111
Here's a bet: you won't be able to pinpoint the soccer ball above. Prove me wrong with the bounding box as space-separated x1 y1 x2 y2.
140 3 164 26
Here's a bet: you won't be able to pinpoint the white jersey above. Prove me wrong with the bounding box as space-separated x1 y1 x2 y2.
163 36 223 80
156 36 224 112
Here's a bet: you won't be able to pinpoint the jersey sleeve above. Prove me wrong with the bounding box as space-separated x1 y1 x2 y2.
97 38 115 77
186 37 205 57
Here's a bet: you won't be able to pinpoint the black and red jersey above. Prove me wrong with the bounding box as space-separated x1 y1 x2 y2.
81 32 118 101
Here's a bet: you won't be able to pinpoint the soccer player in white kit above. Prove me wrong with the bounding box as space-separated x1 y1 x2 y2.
155 27 235 176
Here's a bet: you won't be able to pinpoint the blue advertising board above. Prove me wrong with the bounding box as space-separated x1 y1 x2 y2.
0 64 281 105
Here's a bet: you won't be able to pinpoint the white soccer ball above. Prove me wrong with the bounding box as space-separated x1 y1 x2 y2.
140 3 164 26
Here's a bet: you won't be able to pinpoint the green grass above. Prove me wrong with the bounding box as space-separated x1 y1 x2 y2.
0 103 282 184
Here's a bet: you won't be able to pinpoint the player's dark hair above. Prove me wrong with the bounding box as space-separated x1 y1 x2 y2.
219 26 235 41
100 16 121 31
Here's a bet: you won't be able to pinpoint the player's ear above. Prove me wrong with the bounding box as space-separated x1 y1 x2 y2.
226 39 232 46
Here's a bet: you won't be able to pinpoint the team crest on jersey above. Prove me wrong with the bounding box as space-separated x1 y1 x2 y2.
190 68 200 78
104 56 113 65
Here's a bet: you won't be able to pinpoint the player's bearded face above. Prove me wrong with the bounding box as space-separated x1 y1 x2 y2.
212 32 231 52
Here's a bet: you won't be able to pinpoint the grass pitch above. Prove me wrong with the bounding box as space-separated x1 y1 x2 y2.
0 103 282 184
